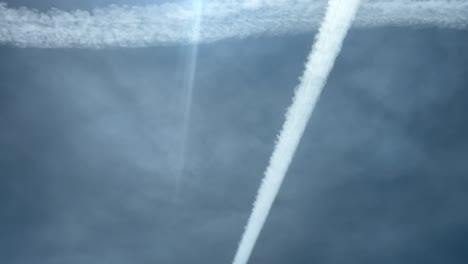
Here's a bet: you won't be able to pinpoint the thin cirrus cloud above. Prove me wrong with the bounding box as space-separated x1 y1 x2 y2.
0 0 467 48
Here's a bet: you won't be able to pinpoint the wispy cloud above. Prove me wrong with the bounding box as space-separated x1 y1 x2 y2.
0 0 466 48
232 0 362 263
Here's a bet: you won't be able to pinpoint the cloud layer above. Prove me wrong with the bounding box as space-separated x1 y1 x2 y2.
0 0 467 48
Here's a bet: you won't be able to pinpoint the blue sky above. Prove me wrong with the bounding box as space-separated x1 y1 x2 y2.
1 1 468 263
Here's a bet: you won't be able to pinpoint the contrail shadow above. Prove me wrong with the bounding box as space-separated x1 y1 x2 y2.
173 0 204 204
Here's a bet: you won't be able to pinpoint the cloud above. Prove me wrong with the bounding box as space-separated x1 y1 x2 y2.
231 0 362 263
0 0 467 48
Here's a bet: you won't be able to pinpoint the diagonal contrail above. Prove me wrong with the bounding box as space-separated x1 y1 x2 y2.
0 1 467 48
232 0 362 263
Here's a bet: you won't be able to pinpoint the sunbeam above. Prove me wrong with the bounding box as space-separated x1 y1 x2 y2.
173 0 204 203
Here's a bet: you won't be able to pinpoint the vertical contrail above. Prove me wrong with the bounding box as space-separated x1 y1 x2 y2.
232 0 361 263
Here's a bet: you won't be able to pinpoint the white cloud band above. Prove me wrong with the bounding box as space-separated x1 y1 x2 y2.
0 0 467 48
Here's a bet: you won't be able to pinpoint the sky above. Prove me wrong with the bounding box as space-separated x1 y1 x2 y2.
1 0 468 264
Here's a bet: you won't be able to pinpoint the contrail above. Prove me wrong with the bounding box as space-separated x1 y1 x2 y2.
232 0 361 263
0 0 467 48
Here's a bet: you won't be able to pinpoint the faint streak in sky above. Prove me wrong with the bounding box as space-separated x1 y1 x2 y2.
232 0 362 263
0 1 467 48
173 0 203 203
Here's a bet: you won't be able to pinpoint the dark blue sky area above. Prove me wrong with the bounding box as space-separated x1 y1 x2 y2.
1 7 468 263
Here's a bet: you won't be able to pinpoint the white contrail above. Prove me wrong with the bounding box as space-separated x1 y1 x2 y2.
232 0 361 263
0 0 467 48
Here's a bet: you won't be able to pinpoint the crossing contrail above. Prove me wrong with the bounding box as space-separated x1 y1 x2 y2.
0 0 467 48
232 0 362 263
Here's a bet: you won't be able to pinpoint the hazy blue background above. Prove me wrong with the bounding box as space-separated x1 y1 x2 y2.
1 1 468 263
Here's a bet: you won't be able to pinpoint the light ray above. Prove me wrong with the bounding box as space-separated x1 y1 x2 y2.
173 0 203 203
